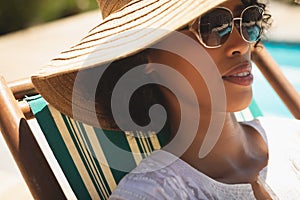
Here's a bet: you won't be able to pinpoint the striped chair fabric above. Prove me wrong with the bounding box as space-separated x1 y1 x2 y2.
25 94 262 199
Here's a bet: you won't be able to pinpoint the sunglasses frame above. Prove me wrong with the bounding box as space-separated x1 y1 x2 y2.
189 5 264 48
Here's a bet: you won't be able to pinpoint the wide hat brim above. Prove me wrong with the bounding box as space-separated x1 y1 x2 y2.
31 0 227 130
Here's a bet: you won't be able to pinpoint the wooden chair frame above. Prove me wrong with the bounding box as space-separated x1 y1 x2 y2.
0 43 299 199
0 77 66 199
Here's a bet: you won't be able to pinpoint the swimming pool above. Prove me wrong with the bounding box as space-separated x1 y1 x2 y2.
252 42 300 118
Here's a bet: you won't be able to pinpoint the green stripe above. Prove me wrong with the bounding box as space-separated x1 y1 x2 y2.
26 95 174 198
249 99 263 118
63 115 106 199
145 133 155 152
137 132 153 157
135 133 148 159
76 121 111 198
73 120 107 199
93 128 137 184
155 123 171 148
27 95 91 200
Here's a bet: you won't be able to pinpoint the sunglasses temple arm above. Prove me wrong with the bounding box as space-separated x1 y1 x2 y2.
251 42 300 119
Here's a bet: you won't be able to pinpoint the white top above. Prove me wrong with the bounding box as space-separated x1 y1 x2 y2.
110 117 300 199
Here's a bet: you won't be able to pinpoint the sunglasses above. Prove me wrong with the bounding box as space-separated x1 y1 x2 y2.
189 5 264 48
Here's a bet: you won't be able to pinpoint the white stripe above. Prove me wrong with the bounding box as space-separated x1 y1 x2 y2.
48 105 100 199
136 132 149 157
139 131 152 157
83 124 117 193
68 119 106 199
148 132 161 150
27 114 77 200
125 131 143 165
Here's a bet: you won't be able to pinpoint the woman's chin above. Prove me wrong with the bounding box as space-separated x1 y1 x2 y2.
227 97 253 113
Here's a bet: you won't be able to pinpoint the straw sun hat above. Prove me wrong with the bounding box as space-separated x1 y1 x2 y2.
31 0 227 130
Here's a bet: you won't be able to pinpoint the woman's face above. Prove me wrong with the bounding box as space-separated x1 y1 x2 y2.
149 0 254 113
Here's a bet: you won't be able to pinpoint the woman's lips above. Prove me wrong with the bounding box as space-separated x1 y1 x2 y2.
222 63 253 86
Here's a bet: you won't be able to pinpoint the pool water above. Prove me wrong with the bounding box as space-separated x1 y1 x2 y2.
252 42 300 118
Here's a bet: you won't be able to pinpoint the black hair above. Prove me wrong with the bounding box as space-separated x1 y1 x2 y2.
95 49 165 130
241 0 272 46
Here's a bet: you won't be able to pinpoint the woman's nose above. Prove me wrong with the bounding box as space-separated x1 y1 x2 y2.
225 27 250 57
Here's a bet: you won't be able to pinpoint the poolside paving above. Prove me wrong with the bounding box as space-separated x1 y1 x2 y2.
267 1 300 43
0 1 299 199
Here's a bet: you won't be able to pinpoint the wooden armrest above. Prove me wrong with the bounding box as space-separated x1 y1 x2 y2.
19 100 34 120
252 43 300 119
8 78 37 100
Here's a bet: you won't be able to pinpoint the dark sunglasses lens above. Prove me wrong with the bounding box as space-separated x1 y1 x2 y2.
241 6 263 42
199 8 232 47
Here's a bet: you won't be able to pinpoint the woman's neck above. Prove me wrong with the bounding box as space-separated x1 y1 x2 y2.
166 105 268 184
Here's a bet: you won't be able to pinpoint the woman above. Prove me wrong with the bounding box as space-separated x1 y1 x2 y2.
109 0 275 199
31 0 300 199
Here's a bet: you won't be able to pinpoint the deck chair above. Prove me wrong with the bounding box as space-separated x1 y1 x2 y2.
0 43 299 200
